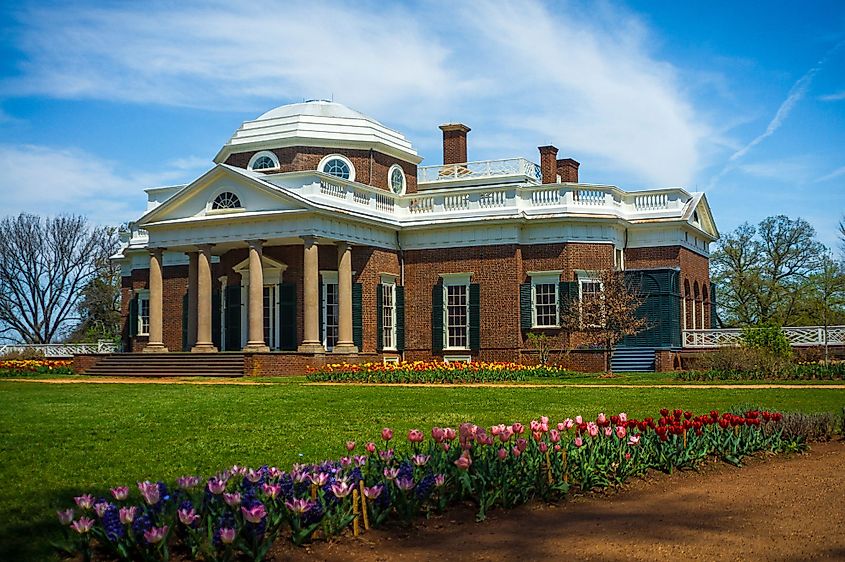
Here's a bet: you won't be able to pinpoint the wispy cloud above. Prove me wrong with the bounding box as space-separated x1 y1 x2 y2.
707 40 845 190
1 0 710 187
0 144 206 224
819 91 845 101
815 165 845 183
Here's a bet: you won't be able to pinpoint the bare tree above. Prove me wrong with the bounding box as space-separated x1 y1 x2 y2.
0 214 119 344
562 269 648 373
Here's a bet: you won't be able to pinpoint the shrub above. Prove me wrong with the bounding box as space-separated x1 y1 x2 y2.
0 348 46 360
778 412 838 442
306 361 577 384
676 361 845 382
741 324 792 359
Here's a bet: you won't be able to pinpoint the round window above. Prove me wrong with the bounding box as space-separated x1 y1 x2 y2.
211 192 242 210
389 166 405 194
252 155 276 170
322 158 351 180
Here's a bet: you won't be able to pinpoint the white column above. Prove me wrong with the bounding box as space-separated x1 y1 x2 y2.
298 236 325 353
191 244 218 353
243 240 270 352
143 248 168 353
332 241 358 354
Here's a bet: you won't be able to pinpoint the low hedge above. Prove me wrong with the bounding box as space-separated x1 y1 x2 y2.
676 362 845 382
306 361 576 383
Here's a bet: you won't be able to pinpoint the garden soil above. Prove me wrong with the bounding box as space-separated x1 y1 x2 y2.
273 441 845 561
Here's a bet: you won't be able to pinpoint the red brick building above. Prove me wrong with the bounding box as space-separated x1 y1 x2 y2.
114 101 718 374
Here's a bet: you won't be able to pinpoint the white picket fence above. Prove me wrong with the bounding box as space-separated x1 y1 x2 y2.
0 340 117 358
683 326 845 348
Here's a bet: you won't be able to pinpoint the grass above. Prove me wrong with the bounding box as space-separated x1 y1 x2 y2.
1 380 844 560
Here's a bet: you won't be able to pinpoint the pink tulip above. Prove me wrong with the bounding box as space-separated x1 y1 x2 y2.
223 492 241 507
381 428 393 441
407 429 424 443
557 422 566 431
490 424 501 436
219 526 237 544
434 474 446 487
532 431 543 442
574 437 584 448
379 449 395 461
454 451 473 470
604 426 613 437
499 428 514 442
597 412 607 425
110 486 129 501
340 456 353 468
74 494 94 510
119 506 137 525
246 469 263 483
441 442 450 452
330 480 353 498
497 447 508 460
516 438 528 452
549 429 561 443
354 455 368 466
627 434 641 446
541 415 549 425
177 476 201 489
538 442 549 453
384 467 400 480
57 509 74 525
587 422 599 438
363 485 383 499
346 440 356 451
262 483 282 499
511 422 525 434
178 507 200 526
625 452 632 460
618 412 628 423
365 442 376 454
208 478 226 495
431 427 446 442
444 427 457 441
412 454 431 466
530 420 541 432
512 446 522 458
396 477 415 491
137 481 160 505
575 415 583 425
241 503 267 524
308 472 329 487
554 444 561 452
71 517 94 534
285 497 312 514
563 418 574 431
615 425 627 439
94 501 110 518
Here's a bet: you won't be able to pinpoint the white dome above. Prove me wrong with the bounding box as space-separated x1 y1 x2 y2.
215 100 420 164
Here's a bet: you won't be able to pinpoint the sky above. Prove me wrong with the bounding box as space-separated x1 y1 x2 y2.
0 0 843 248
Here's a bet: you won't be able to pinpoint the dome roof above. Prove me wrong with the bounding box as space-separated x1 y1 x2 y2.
214 100 420 164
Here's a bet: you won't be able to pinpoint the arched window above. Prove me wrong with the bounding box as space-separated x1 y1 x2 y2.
702 284 710 329
247 151 279 171
693 281 700 330
211 192 242 210
389 164 406 195
683 279 691 331
318 154 355 181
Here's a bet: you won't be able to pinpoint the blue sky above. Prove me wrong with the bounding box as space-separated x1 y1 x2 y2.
0 0 843 247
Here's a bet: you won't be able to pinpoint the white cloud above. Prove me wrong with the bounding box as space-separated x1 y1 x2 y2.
1 0 711 187
736 159 812 181
0 144 204 225
819 91 845 101
816 165 845 183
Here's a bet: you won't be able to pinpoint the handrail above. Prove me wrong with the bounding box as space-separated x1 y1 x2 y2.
682 326 845 348
0 340 117 358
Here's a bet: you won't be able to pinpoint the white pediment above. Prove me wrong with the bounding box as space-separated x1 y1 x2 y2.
685 193 719 240
137 166 307 226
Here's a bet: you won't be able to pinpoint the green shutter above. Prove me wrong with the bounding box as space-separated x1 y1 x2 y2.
318 282 324 342
396 285 405 352
710 284 718 329
352 283 363 351
225 285 241 351
181 293 189 351
279 283 297 351
559 281 578 326
376 283 384 352
431 282 443 352
519 282 532 330
469 283 480 351
128 293 138 338
212 290 222 350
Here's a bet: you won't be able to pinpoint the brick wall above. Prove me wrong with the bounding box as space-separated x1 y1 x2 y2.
224 146 418 194
121 266 188 352
243 352 384 377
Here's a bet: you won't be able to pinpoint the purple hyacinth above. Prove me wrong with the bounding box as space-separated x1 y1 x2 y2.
101 505 124 542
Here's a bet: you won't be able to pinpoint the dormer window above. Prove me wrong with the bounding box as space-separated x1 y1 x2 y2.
247 151 280 171
389 164 406 195
211 192 242 210
319 154 355 181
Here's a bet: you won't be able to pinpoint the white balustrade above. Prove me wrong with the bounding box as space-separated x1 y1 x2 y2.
352 190 370 205
409 197 435 213
634 193 669 211
0 340 117 358
573 189 605 206
444 194 470 211
531 188 560 206
374 193 395 213
479 191 506 208
320 179 346 199
683 326 845 348
418 158 542 184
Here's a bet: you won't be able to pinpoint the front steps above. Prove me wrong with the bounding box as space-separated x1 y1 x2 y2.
83 353 245 377
610 347 656 372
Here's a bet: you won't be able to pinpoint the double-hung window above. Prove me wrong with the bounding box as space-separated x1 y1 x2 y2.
528 271 562 328
136 290 150 336
442 274 471 350
321 272 339 350
381 279 397 351
578 275 604 327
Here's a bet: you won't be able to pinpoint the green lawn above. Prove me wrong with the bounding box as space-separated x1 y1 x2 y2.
1 380 843 561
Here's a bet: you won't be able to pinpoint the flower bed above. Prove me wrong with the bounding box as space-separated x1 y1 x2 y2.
0 359 74 377
676 362 845 382
55 407 802 561
305 361 574 383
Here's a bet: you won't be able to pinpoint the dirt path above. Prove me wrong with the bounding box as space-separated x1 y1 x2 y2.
3 377 844 389
277 441 845 561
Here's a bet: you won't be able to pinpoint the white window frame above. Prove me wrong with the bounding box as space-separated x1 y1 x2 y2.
577 273 604 328
380 274 398 351
136 290 150 336
388 164 406 195
441 273 472 351
247 150 280 172
318 154 356 182
528 271 562 328
383 356 400 364
207 188 245 215
320 271 339 350
443 354 472 363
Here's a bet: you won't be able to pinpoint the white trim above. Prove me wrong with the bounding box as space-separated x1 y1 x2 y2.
440 272 473 285
320 271 339 350
234 255 287 286
136 289 150 336
379 273 399 284
218 276 228 350
443 354 472 363
529 272 561 328
380 280 397 351
577 275 604 328
442 279 470 351
383 356 400 364
318 154 356 182
388 164 406 195
247 151 280 172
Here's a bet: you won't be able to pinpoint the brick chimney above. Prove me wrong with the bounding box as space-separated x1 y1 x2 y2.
439 123 470 165
557 158 580 183
538 145 559 184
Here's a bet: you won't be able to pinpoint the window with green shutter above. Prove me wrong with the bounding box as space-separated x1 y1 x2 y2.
376 283 384 352
396 286 405 351
431 282 443 352
128 293 139 338
559 281 578 326
212 290 222 350
181 293 188 351
519 282 532 331
469 283 480 351
224 285 241 351
352 283 363 350
279 283 297 350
